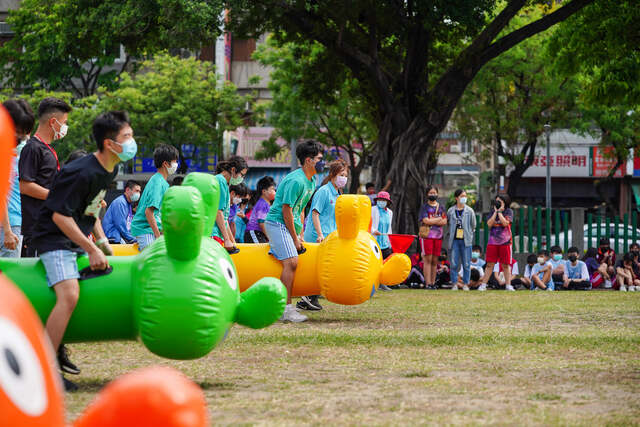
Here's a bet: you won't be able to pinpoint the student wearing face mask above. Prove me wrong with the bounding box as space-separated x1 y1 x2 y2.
447 189 476 291
529 250 553 290
102 180 141 244
1 99 35 258
245 176 276 244
130 144 179 251
211 155 248 254
418 186 447 289
596 238 616 288
371 191 394 291
561 246 591 290
298 160 349 310
549 246 566 288
19 97 72 257
228 183 249 242
477 194 514 291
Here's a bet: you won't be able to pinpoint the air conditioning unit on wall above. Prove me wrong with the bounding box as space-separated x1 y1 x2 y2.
449 144 461 153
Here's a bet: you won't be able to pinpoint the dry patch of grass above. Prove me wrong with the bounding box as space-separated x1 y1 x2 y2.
64 291 640 425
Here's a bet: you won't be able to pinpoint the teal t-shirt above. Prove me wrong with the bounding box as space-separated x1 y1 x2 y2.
211 173 230 238
131 172 169 236
265 168 315 235
304 182 338 242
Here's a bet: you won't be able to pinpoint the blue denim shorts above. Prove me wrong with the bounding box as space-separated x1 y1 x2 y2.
264 221 298 260
40 250 80 287
136 233 156 251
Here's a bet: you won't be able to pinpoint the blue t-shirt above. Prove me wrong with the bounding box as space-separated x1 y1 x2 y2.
234 210 246 242
471 257 486 270
211 174 230 238
131 172 169 236
102 194 135 243
304 182 339 242
265 168 315 235
7 141 25 227
565 260 589 280
531 261 552 284
375 205 391 249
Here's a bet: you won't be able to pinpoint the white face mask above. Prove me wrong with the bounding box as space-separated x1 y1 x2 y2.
53 118 68 140
335 175 348 188
130 191 140 203
232 197 242 205
167 161 178 175
537 257 545 264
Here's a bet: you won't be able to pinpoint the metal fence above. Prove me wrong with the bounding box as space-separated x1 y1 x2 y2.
473 207 640 254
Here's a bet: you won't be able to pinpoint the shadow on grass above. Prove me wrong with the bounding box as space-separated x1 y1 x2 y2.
199 381 236 390
74 378 111 393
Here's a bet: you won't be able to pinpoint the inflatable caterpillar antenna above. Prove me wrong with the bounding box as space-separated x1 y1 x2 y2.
0 172 287 360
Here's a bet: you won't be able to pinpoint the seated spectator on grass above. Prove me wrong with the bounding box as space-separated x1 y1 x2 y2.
614 253 639 292
549 245 566 288
582 247 604 288
530 250 553 291
405 253 426 289
562 246 591 290
488 257 520 289
433 249 450 289
596 238 616 288
521 254 538 290
471 244 486 270
468 268 482 289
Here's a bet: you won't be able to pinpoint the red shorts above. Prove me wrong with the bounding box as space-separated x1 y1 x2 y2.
420 238 442 256
486 244 512 265
212 236 223 245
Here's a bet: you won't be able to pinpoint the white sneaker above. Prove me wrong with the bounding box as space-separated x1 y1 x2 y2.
604 279 612 289
280 304 308 323
619 284 627 292
451 285 458 291
546 286 554 292
478 283 487 291
505 284 515 291
629 286 636 292
462 285 470 291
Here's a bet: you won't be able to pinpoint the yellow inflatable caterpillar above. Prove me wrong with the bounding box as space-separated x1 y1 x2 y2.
232 194 411 305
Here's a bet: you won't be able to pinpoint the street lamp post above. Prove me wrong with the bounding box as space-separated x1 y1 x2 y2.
544 123 552 247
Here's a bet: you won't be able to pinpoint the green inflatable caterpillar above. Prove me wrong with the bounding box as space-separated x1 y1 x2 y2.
0 173 287 360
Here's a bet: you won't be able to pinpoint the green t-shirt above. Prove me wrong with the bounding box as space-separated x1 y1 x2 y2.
265 168 316 234
211 173 230 238
131 172 169 236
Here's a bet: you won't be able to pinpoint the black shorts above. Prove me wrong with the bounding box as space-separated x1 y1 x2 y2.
244 229 269 243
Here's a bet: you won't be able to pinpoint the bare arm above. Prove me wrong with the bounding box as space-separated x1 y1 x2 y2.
19 180 49 200
496 211 510 227
282 204 301 250
52 213 107 270
312 210 323 242
486 210 498 227
259 222 267 235
2 205 18 250
92 217 113 256
145 207 161 238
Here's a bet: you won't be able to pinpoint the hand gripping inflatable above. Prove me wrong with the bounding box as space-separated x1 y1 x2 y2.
230 194 412 305
0 276 209 427
0 173 287 360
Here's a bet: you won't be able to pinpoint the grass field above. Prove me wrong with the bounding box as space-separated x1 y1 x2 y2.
65 291 639 425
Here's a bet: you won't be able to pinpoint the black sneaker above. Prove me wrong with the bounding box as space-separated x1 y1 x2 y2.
57 345 80 375
62 374 79 392
297 296 322 311
307 295 323 310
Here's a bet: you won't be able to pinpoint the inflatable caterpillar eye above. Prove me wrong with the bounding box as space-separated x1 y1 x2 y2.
0 317 48 417
369 238 382 260
218 258 238 291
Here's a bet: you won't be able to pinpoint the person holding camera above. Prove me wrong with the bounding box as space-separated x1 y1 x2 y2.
477 194 514 291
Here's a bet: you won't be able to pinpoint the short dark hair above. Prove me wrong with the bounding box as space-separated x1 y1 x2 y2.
217 155 248 174
171 176 184 186
230 183 249 197
623 252 633 263
583 247 597 260
496 193 511 207
599 238 609 246
365 182 375 189
125 180 139 190
527 254 537 264
567 246 579 254
65 149 87 164
92 111 131 150
153 144 179 168
537 249 549 257
472 245 482 252
453 188 465 198
257 176 275 194
470 269 480 281
630 242 639 250
426 185 439 195
550 245 562 254
296 140 322 165
37 97 71 120
3 99 34 134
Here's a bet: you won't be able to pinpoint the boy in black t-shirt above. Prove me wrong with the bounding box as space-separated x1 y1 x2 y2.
32 111 136 389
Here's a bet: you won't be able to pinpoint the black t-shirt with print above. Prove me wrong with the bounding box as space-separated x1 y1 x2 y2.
33 154 117 254
18 136 60 238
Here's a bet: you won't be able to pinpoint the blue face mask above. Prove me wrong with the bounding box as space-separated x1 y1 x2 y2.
229 175 244 186
553 254 562 261
111 138 137 162
376 201 387 209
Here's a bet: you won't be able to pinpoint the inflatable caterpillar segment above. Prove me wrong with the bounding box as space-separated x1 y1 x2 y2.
0 172 288 360
231 194 412 305
0 107 208 426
